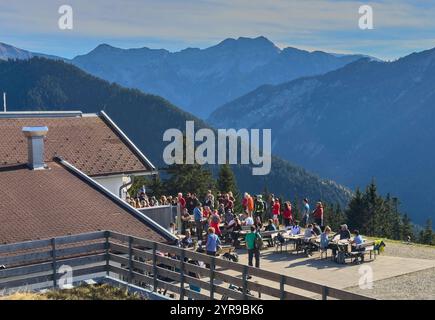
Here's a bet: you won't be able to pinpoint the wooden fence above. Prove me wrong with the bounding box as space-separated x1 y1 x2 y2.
0 231 373 300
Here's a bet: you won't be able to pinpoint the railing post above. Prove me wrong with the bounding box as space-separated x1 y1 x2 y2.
242 266 248 299
179 248 185 300
152 242 158 292
176 204 181 233
209 257 215 300
322 286 329 300
128 236 133 284
51 238 57 289
280 275 286 300
104 231 110 276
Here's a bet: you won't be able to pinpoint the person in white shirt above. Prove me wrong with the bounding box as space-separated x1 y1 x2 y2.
290 221 301 235
245 215 254 226
350 230 365 263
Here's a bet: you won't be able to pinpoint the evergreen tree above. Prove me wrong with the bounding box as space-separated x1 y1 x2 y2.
164 163 215 199
419 219 433 245
147 174 166 198
326 203 347 231
217 164 238 194
346 188 366 232
217 164 241 212
292 196 301 222
401 214 414 242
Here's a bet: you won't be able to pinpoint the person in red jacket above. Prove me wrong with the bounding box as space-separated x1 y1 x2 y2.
272 198 281 227
209 210 222 236
312 201 324 228
282 201 293 228
178 192 186 211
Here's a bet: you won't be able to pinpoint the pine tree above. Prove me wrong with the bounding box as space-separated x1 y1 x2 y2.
401 214 414 242
346 188 366 232
217 164 241 212
363 180 384 236
164 163 215 199
217 164 238 194
147 174 166 198
419 219 433 245
292 196 301 222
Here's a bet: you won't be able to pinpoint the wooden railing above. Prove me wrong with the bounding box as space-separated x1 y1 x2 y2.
0 231 373 300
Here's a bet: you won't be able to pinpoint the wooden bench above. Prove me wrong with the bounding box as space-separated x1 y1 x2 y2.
348 241 376 263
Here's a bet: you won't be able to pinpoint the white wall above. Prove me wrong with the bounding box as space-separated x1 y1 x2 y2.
93 175 131 200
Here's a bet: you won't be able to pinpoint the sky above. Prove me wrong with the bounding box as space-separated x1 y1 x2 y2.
1 0 435 60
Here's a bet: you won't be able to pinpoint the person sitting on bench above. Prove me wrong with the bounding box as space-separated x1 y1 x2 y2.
331 224 351 257
264 219 277 247
303 224 317 256
350 230 365 263
320 226 331 251
226 217 242 246
290 220 301 235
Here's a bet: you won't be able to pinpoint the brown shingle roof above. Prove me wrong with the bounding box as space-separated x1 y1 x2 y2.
0 160 172 245
0 112 154 176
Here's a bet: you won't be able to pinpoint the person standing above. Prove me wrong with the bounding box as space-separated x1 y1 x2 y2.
272 198 281 227
193 203 204 241
312 201 324 228
209 210 222 236
254 195 266 222
204 190 215 211
283 201 293 228
224 193 234 212
206 227 221 256
177 192 189 213
180 207 191 235
185 193 194 214
242 193 249 213
245 226 261 268
247 193 254 216
302 198 310 227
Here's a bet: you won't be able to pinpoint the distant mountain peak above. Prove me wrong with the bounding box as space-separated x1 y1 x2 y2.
213 36 279 51
92 43 120 52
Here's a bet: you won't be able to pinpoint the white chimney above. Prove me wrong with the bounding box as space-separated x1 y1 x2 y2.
22 126 49 170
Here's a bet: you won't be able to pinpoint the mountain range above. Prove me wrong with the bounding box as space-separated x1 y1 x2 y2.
210 48 435 224
69 36 372 118
0 42 61 61
0 57 351 208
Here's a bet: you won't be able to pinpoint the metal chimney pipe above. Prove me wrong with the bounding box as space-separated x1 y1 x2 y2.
22 126 49 170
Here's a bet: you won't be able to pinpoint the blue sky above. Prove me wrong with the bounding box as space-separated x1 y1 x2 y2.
1 0 435 60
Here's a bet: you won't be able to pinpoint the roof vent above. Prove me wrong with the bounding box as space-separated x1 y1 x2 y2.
22 126 48 170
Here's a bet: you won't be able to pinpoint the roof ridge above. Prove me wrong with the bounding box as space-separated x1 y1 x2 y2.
55 157 177 243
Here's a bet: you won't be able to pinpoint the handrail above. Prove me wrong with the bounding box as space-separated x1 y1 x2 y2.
0 230 374 300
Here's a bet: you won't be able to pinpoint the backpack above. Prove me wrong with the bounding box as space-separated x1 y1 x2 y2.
255 232 264 249
256 200 265 213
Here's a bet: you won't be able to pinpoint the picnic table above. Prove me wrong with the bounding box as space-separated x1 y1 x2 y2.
328 238 376 264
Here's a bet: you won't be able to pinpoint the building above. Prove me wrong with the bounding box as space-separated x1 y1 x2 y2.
0 125 176 244
0 111 156 199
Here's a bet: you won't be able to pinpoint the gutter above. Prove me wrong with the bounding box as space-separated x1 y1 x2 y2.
0 111 84 118
56 157 177 244
99 110 156 171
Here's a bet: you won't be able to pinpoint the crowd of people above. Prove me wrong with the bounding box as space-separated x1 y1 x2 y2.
131 189 368 267
172 190 331 267
126 192 178 208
